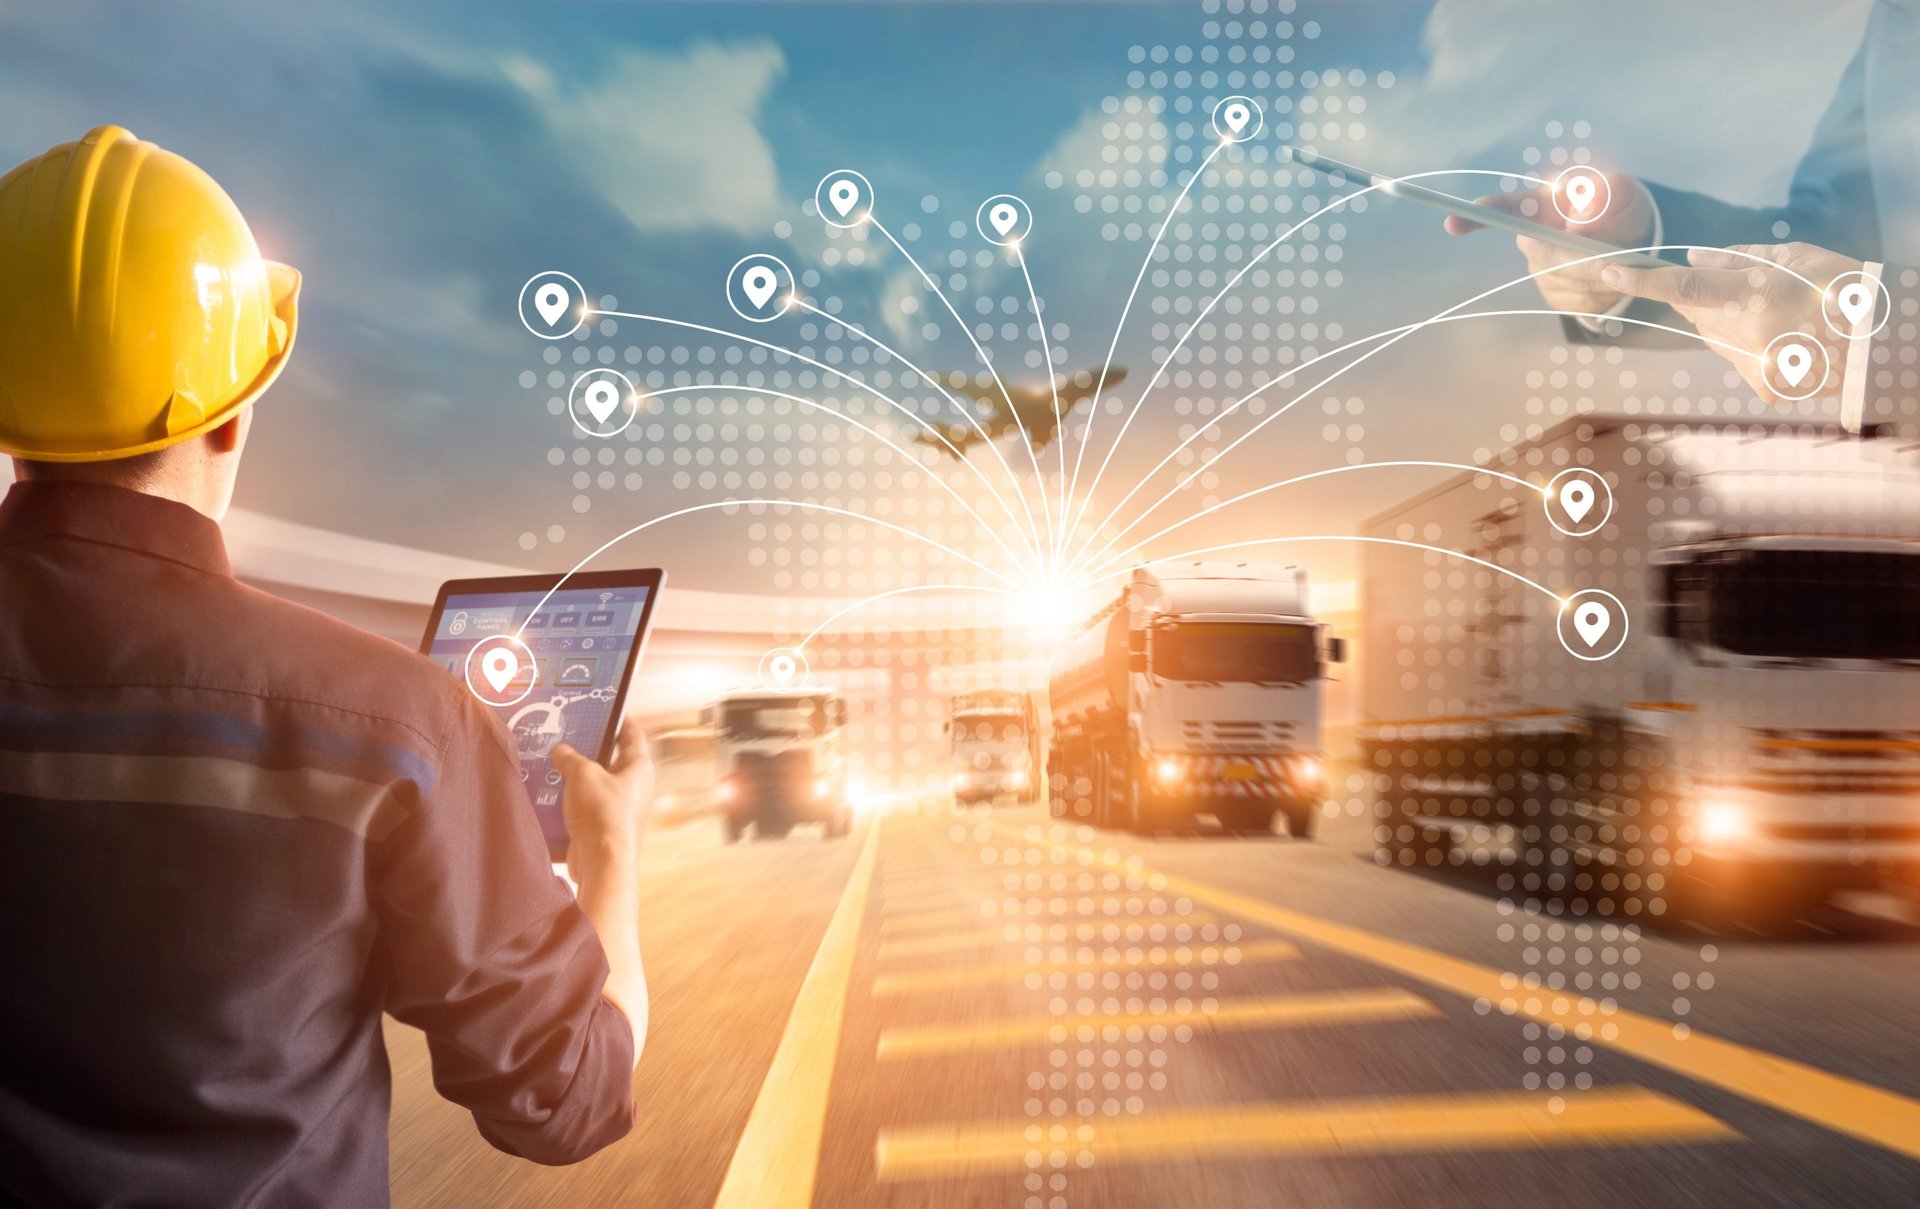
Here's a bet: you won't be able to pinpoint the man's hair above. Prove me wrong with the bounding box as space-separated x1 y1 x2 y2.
14 447 180 491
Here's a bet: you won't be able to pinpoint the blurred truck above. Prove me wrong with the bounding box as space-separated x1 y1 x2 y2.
1047 561 1343 836
702 687 852 842
948 689 1039 806
1359 416 1920 921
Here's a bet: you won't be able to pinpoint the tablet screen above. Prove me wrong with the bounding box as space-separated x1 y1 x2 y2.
424 580 655 856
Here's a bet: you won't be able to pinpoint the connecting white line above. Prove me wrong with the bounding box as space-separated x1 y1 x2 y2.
1062 167 1549 549
798 583 1012 649
1014 247 1070 561
868 218 1056 571
791 299 1045 565
1063 244 1790 580
583 307 1037 572
632 384 1028 574
517 498 1021 636
1066 534 1567 605
1063 139 1230 553
1075 460 1543 585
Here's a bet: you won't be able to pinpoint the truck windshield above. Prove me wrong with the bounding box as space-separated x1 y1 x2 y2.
653 735 713 765
1153 622 1318 683
721 697 827 739
955 714 1023 744
1682 549 1920 660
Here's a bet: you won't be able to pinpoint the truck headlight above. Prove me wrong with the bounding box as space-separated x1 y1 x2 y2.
1696 801 1749 846
1153 756 1183 786
814 776 833 799
1008 767 1031 790
716 777 738 804
1294 756 1323 787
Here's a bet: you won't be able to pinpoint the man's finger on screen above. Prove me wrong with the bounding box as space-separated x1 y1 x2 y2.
1601 263 1744 309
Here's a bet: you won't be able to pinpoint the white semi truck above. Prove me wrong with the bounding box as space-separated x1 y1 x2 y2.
1048 561 1343 836
948 689 1039 806
1359 416 1920 921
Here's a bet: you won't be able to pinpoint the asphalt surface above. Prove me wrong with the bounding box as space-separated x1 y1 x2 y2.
387 788 1920 1207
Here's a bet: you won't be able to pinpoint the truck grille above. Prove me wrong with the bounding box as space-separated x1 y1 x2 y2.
1747 728 1920 794
737 750 809 782
1760 823 1920 843
1181 719 1296 751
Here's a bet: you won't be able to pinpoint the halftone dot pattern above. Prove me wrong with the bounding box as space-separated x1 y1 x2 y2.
1364 121 1920 1104
512 6 1920 1186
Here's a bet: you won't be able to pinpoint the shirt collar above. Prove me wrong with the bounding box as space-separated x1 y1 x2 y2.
0 480 233 578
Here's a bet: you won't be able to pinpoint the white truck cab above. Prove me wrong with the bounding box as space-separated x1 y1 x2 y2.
1361 417 1920 920
1049 561 1343 836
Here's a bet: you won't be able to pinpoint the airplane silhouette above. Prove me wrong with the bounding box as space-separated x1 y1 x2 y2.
912 367 1127 458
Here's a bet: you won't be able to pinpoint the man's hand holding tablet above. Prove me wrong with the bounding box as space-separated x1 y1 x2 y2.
1444 169 1661 318
556 724 654 1055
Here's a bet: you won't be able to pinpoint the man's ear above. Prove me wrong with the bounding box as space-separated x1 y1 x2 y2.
208 408 251 457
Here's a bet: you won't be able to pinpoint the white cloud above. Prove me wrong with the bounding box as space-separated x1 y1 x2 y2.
506 40 787 235
1313 0 1869 204
1036 95 1170 191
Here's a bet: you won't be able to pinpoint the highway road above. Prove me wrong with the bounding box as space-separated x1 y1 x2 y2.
386 787 1920 1207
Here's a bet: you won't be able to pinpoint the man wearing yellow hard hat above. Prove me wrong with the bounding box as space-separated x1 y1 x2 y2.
0 128 649 1205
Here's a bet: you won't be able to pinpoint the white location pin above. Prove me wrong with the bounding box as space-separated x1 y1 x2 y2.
989 203 1019 238
770 654 796 685
481 647 519 693
829 179 859 218
534 283 569 327
1573 602 1610 647
742 266 779 310
1565 174 1597 213
1559 479 1594 524
1223 103 1250 135
1776 342 1813 388
583 380 621 425
1837 281 1874 328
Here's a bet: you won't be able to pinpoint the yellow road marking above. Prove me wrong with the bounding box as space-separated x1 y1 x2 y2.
876 914 1224 962
879 906 1219 939
711 822 880 1209
876 987 1436 1059
990 818 1920 1163
870 939 1303 997
874 1086 1736 1180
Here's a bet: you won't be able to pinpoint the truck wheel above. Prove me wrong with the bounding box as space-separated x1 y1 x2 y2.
1090 758 1112 829
723 815 746 844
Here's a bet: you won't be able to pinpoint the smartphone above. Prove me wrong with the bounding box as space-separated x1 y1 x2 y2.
1286 146 1671 271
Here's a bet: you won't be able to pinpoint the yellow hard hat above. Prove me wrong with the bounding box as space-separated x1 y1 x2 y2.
0 126 300 462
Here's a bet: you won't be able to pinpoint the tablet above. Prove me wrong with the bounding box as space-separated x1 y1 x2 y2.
422 568 664 859
1286 147 1671 271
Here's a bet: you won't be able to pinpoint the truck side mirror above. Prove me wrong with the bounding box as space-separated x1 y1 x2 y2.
1327 636 1347 664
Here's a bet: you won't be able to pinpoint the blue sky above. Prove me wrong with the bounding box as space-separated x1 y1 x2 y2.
0 0 1873 592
